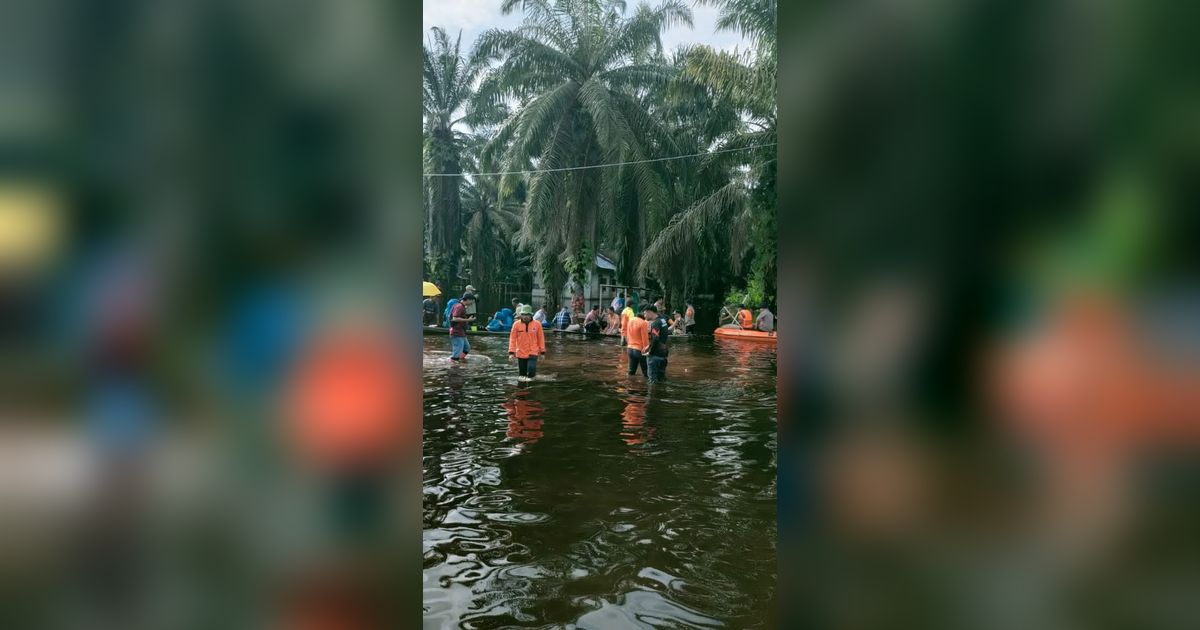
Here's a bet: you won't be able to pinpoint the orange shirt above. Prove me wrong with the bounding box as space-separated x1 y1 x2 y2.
737 309 753 328
625 316 650 351
508 319 546 358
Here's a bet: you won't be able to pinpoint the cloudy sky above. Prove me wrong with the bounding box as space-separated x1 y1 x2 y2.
422 0 749 55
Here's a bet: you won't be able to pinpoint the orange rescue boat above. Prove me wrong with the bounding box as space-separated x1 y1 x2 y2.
713 327 777 344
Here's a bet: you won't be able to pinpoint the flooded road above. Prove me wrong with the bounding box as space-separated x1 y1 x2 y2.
423 332 777 629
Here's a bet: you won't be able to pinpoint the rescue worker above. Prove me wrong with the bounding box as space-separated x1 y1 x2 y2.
625 306 650 376
737 303 754 329
620 301 637 345
508 305 546 380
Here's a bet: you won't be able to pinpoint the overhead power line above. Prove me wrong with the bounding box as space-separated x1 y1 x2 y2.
422 143 777 178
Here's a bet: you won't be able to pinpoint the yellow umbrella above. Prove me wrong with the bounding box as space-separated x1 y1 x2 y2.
423 281 441 297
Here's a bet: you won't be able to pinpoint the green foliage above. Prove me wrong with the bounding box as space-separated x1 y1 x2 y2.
424 0 778 307
724 273 769 309
477 0 693 280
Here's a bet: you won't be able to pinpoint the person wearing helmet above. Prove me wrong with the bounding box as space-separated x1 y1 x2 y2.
508 305 546 381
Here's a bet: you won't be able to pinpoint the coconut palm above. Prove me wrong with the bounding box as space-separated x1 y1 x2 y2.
476 0 694 294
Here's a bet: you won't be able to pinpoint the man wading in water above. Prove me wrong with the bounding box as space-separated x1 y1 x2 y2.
644 303 670 382
448 293 476 363
625 307 650 377
508 305 546 382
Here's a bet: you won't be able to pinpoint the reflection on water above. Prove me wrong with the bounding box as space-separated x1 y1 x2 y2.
503 391 545 446
423 333 777 628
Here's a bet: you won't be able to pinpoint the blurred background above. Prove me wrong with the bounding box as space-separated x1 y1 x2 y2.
778 0 1200 628
1 0 423 628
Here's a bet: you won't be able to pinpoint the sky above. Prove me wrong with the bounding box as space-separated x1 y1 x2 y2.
422 0 750 56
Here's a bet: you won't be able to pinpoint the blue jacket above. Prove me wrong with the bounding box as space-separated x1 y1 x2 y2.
487 308 514 331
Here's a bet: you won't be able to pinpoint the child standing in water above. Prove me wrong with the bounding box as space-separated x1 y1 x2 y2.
508 305 546 381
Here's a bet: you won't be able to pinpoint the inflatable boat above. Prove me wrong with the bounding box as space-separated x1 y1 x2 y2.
713 327 777 344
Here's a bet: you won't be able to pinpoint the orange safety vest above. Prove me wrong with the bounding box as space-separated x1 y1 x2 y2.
508 319 546 358
738 309 753 328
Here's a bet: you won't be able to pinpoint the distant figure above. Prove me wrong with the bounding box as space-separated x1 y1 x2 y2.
463 285 478 319
756 305 775 332
605 307 620 334
487 307 514 332
644 304 670 382
684 302 695 334
533 303 549 325
508 305 546 380
670 310 686 334
553 304 571 330
625 308 650 376
583 305 602 333
630 290 641 312
612 291 625 312
448 293 476 362
511 297 522 313
653 297 665 314
422 297 437 325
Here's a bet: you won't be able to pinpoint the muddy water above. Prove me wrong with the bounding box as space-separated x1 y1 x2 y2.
423 331 777 628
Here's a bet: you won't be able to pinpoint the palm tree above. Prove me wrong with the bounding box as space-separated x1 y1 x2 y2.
423 27 500 293
638 0 777 303
460 143 524 302
476 0 694 296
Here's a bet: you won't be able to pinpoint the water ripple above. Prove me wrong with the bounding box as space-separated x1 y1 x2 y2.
423 335 776 627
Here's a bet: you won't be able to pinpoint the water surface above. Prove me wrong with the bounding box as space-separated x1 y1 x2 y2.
423 332 777 628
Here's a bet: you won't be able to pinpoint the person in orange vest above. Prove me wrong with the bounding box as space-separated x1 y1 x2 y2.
625 307 650 376
619 302 636 345
508 304 546 381
737 303 754 329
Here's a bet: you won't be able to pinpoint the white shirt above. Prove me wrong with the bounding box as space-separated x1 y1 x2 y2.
533 308 547 323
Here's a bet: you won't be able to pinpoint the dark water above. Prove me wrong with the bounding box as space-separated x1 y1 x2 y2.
423 332 777 629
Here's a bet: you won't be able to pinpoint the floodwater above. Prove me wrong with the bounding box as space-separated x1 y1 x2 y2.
423 331 777 629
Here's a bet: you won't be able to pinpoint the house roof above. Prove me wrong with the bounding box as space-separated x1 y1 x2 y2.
595 253 617 271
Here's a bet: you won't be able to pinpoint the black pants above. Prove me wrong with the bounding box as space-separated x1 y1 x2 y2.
627 349 647 375
518 356 538 377
648 355 668 381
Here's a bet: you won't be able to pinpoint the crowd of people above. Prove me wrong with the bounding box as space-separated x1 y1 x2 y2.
428 288 775 336
428 285 775 382
720 302 775 333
